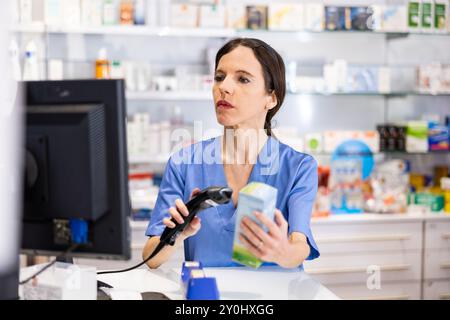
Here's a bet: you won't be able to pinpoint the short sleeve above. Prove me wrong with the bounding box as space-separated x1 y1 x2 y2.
145 157 185 237
287 155 320 261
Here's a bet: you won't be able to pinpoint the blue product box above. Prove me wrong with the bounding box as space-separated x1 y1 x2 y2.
428 122 450 151
325 6 350 30
345 66 378 92
350 7 373 30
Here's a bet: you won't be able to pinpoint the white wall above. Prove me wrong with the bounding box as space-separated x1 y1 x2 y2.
0 0 22 281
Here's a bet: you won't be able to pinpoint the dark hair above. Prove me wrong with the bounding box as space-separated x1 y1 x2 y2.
215 38 286 136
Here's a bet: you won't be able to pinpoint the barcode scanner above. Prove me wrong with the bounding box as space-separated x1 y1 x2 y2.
98 186 232 276
160 186 233 246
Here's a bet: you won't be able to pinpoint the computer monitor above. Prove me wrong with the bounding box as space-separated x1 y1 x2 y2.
22 79 131 261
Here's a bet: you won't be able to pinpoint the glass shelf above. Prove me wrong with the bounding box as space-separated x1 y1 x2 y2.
126 90 450 101
11 24 450 39
311 151 449 156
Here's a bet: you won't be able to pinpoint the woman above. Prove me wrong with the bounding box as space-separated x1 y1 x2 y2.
143 38 319 269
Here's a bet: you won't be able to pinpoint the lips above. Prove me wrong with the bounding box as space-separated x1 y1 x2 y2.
217 100 234 109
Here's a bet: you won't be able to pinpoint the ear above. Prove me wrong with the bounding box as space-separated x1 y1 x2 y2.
266 90 277 110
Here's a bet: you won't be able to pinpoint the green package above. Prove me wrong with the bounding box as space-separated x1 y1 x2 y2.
415 193 445 212
421 2 433 29
408 1 421 28
434 2 447 30
232 182 277 268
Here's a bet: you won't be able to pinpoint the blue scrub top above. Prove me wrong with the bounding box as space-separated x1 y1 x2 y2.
145 135 320 268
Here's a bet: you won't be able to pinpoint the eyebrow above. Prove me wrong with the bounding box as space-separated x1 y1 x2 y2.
215 69 255 78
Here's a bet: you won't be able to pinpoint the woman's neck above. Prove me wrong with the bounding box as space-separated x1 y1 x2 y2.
222 127 268 166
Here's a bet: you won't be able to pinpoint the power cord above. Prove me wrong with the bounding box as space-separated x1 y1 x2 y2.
97 241 165 275
19 244 79 285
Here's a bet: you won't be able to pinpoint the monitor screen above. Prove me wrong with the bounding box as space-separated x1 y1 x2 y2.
22 80 131 260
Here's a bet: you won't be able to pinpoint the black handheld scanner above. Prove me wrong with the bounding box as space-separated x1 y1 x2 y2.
98 186 233 275
160 186 233 246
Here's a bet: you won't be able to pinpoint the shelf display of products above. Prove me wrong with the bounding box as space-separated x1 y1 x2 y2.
14 0 450 34
12 1 450 218
127 110 196 161
416 63 450 93
313 159 450 216
377 116 450 153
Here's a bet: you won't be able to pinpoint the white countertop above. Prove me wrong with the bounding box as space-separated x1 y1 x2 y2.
97 266 340 300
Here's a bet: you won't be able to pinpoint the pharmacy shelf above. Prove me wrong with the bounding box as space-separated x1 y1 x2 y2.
126 90 212 101
288 91 450 97
128 154 170 165
12 24 450 39
46 25 236 37
11 23 46 34
126 90 450 101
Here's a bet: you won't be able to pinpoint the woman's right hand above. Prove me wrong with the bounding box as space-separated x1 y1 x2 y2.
162 188 202 240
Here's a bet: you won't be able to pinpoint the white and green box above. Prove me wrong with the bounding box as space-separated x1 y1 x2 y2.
408 1 421 28
232 182 277 268
434 0 448 32
421 1 434 31
406 121 429 153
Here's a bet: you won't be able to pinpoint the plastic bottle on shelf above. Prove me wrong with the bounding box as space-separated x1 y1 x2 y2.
124 61 136 91
95 48 111 79
170 106 184 127
103 0 118 25
134 0 146 25
111 60 124 79
23 40 40 81
19 0 33 24
120 0 134 25
441 177 450 214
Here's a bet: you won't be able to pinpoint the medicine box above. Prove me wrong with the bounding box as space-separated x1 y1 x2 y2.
232 182 277 268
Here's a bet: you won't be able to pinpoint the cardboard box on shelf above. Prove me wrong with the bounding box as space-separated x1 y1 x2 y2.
381 5 408 32
325 6 350 31
246 5 268 30
344 66 378 93
305 133 323 153
305 3 324 31
434 0 448 32
324 131 380 154
416 63 442 93
421 1 434 32
406 121 429 153
428 122 450 151
199 4 226 28
81 0 102 26
170 3 198 28
226 4 246 29
408 0 421 29
268 3 304 31
350 6 373 31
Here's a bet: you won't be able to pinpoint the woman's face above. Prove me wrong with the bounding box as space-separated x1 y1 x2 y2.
213 46 276 130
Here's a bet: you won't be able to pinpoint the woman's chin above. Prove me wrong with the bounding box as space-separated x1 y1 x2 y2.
216 115 236 127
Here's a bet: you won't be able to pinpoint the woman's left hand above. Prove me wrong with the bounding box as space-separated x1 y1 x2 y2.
239 209 294 268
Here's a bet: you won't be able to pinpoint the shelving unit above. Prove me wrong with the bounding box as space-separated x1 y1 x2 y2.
12 24 450 38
